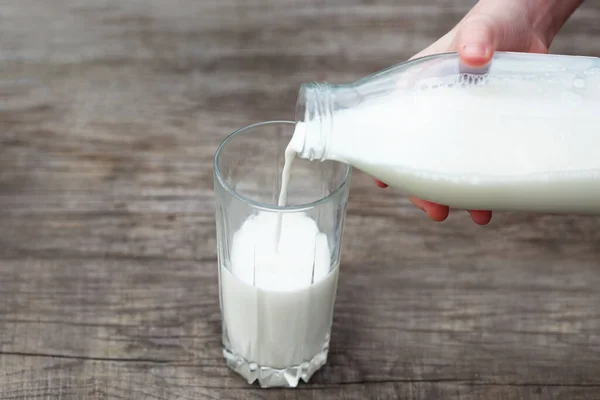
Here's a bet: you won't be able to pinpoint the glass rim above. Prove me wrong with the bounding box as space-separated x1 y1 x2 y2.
213 120 352 213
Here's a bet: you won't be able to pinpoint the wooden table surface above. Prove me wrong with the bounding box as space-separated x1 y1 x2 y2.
2 0 600 399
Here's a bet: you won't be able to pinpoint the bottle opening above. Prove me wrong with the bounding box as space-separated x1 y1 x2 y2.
294 83 333 161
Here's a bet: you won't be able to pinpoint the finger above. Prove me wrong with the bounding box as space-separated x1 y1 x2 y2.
426 203 450 222
467 210 493 225
410 196 449 222
374 179 388 188
409 196 427 211
455 17 496 67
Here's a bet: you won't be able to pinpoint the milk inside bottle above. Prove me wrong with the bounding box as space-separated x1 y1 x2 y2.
288 51 600 214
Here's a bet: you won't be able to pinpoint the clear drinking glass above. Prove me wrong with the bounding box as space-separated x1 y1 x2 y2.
213 120 351 388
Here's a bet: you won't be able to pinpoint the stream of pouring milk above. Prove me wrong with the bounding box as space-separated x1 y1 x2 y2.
274 146 296 247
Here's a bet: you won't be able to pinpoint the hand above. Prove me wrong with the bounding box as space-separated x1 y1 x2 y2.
377 0 580 225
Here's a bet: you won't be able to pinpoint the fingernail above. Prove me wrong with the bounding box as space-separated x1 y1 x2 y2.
375 180 388 188
462 43 489 59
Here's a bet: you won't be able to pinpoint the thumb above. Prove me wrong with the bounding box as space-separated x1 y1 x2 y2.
455 17 497 67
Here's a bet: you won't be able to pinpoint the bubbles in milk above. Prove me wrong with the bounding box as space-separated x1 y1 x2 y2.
415 72 526 91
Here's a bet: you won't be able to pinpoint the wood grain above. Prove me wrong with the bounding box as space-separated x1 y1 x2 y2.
1 0 600 398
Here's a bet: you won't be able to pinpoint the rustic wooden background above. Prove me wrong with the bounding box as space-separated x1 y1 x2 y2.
1 0 600 399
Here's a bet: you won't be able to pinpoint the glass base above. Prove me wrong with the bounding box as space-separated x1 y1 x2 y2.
223 347 328 388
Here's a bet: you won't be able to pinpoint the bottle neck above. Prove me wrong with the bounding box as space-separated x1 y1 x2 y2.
293 82 335 161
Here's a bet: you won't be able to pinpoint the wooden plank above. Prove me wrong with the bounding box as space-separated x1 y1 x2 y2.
1 356 600 399
1 0 600 398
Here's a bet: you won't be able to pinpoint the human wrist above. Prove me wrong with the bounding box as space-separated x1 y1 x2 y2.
528 0 583 46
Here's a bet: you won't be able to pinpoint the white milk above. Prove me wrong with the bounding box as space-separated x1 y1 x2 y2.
274 146 296 247
292 74 600 213
221 211 338 369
